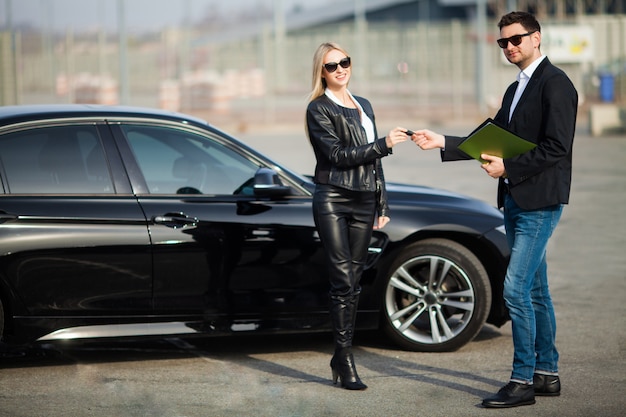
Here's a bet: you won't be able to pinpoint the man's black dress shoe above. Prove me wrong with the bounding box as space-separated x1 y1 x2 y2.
533 373 561 396
482 382 536 408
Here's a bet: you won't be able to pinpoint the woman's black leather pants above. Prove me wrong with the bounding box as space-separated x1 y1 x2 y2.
312 184 376 298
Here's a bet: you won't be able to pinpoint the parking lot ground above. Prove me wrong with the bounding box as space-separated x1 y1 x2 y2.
1 126 625 417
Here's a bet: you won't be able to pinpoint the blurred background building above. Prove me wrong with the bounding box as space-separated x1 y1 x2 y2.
1 0 625 132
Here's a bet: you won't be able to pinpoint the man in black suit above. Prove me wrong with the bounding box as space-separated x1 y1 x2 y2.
413 11 577 408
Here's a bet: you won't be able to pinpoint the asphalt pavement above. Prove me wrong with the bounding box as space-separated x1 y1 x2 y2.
1 122 625 417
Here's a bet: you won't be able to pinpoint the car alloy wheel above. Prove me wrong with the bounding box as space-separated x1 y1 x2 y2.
382 238 491 352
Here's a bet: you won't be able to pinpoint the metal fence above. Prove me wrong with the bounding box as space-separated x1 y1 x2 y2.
1 14 625 127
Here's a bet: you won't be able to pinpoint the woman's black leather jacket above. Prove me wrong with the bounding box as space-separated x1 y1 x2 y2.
306 94 391 217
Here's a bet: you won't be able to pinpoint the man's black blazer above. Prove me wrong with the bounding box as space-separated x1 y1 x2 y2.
443 58 578 210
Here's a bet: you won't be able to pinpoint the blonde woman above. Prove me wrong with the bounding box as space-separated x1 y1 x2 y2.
305 42 409 390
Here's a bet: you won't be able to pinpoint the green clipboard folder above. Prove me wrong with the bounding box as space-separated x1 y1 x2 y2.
458 118 536 163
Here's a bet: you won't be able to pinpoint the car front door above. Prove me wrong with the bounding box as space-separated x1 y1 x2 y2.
113 122 328 326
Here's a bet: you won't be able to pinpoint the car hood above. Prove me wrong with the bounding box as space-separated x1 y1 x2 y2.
299 176 501 220
385 182 502 219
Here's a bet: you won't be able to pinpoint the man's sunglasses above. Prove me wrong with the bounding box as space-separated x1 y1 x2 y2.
324 57 351 73
496 31 537 48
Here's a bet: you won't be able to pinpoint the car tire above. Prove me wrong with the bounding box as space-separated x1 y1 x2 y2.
381 238 491 352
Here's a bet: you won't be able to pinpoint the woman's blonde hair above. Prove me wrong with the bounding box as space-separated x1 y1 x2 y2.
307 42 350 102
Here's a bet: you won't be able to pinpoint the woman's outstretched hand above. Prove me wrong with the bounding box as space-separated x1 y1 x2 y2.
385 127 411 148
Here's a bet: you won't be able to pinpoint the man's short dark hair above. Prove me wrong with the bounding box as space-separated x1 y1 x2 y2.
498 11 541 33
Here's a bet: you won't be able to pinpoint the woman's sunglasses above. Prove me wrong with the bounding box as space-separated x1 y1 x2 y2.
323 57 351 73
496 31 537 48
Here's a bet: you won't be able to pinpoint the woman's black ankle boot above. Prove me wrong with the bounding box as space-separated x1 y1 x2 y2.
330 348 367 390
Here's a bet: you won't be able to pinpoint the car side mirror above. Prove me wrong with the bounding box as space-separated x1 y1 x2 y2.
253 167 291 197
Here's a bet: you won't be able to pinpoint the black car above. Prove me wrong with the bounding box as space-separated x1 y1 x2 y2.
0 105 509 352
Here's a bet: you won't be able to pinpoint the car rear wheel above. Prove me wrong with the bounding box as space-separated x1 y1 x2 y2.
382 238 491 352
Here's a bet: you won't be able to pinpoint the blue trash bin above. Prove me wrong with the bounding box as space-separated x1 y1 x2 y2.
599 72 615 102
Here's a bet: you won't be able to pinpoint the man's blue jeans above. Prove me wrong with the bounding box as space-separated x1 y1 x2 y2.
503 193 563 384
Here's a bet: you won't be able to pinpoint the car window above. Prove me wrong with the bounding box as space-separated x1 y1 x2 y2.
0 125 114 194
121 125 260 195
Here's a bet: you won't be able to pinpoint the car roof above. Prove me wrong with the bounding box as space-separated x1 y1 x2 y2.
0 104 210 127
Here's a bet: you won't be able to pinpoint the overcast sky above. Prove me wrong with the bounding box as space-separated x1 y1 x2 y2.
2 0 335 33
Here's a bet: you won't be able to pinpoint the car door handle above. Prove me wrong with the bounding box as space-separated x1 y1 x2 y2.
152 213 198 229
0 211 18 224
